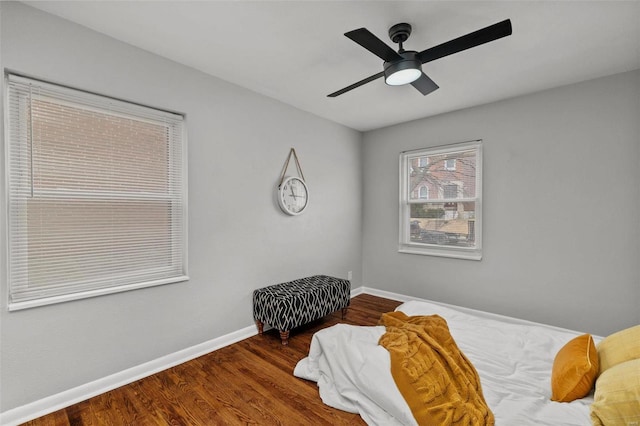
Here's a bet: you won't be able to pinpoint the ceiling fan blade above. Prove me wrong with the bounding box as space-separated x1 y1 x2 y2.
345 28 403 63
417 19 512 64
411 73 439 96
327 71 385 97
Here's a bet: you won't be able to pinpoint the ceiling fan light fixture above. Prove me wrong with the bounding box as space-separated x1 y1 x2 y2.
385 67 421 85
384 53 422 86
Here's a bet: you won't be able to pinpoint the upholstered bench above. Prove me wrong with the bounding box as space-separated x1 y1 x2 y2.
253 275 350 345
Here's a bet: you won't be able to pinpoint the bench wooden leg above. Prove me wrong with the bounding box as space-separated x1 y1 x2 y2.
279 330 290 346
256 320 264 335
342 307 348 319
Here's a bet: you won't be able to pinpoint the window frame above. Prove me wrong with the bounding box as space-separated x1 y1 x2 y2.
399 140 482 260
5 73 189 310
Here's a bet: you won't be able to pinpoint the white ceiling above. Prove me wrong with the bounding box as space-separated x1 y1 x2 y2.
25 1 640 132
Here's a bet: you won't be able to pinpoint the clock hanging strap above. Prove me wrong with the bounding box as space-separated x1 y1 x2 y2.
278 148 306 187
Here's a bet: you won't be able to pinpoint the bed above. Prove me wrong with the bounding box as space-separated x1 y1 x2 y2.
294 299 602 425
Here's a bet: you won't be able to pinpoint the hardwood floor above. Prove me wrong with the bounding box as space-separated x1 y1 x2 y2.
22 294 402 426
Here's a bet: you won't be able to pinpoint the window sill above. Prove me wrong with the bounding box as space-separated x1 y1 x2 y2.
399 245 482 261
8 275 190 311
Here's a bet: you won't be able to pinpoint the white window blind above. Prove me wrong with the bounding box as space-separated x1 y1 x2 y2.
6 74 188 310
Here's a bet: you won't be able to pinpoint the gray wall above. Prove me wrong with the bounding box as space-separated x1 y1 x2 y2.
362 70 640 337
0 3 362 411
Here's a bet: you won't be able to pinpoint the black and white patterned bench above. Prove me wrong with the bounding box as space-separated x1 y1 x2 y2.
253 275 351 345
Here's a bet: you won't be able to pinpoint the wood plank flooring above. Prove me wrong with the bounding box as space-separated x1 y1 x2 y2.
22 294 402 426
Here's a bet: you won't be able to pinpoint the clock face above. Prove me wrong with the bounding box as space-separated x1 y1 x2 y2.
278 177 309 215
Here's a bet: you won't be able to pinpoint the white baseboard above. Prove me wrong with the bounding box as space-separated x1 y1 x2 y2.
1 288 379 425
0 324 258 426
350 285 365 297
358 286 412 303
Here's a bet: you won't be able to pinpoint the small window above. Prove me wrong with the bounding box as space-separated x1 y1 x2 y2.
443 184 458 199
418 186 429 199
6 74 188 310
418 157 428 168
400 141 482 260
444 158 456 170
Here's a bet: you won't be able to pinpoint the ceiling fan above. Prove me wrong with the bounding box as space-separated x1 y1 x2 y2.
328 19 512 97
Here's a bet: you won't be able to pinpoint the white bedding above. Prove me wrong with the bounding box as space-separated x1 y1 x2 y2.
294 299 600 425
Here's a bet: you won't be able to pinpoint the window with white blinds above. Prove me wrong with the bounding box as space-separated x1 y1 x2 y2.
6 74 188 310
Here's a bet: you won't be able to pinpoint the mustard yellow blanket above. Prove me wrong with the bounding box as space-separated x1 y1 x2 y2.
378 311 494 426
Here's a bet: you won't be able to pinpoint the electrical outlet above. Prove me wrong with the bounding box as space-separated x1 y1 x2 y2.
347 271 352 280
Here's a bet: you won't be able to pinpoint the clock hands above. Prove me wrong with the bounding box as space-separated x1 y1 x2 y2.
289 185 306 200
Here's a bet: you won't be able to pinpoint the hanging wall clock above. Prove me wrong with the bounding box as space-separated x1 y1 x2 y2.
277 148 308 216
278 176 309 215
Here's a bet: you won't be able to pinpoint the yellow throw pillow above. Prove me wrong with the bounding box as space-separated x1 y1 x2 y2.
597 324 640 375
551 334 599 402
590 358 640 426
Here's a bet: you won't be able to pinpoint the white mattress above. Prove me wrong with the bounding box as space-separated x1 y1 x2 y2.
294 299 600 425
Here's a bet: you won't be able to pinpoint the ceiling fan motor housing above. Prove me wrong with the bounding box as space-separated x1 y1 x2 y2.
383 51 422 85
